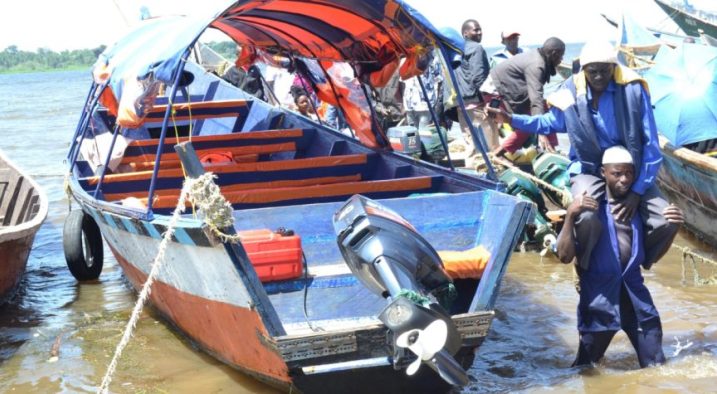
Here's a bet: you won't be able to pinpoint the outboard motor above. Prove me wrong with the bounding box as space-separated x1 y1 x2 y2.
333 195 469 387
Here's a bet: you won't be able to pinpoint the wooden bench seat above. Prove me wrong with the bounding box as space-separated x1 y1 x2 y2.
143 99 250 124
121 128 315 165
141 175 444 210
95 153 379 196
126 153 260 172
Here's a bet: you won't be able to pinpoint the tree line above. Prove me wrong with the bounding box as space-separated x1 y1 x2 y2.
0 45 107 73
0 42 236 74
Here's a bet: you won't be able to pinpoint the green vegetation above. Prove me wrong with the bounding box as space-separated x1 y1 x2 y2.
0 41 236 74
0 45 106 74
206 41 237 60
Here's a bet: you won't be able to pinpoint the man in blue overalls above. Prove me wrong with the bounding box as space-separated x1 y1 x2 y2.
556 145 684 367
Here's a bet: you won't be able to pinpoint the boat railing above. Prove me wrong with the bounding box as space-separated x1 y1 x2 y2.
143 98 252 133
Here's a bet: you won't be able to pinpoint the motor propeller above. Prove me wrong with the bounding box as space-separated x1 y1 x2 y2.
396 319 448 376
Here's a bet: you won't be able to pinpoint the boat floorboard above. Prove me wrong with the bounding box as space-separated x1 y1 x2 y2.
265 273 386 335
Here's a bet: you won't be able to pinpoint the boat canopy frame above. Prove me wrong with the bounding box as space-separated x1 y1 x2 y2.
67 0 499 218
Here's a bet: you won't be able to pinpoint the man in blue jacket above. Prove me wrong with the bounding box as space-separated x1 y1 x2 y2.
487 41 679 272
557 145 684 367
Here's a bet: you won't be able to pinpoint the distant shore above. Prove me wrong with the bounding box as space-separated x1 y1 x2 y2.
0 65 90 75
0 44 103 76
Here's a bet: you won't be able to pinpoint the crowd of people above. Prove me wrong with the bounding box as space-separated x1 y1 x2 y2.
215 22 571 166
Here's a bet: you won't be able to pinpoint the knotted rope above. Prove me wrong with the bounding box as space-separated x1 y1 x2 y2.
672 244 717 286
185 172 241 243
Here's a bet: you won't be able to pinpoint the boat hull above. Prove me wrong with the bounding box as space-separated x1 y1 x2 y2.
0 150 48 305
84 204 293 387
655 0 717 39
75 187 517 392
0 234 36 304
657 136 717 246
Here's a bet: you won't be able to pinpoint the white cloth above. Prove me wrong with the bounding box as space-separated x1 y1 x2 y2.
580 41 618 66
79 132 131 172
602 145 633 164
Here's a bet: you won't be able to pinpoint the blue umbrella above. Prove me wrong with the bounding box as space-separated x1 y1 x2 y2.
644 43 717 146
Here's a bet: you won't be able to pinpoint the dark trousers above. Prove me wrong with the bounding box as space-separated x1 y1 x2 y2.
570 174 680 269
573 288 665 368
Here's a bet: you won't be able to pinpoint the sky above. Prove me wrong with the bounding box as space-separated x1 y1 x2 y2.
0 0 685 52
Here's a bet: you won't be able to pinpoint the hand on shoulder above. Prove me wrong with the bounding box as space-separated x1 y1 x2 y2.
567 191 598 218
662 204 684 224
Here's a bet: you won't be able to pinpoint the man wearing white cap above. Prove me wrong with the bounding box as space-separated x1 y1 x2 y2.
489 30 524 68
488 41 677 272
557 145 684 368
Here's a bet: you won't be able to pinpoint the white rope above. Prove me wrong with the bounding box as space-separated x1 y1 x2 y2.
185 172 240 242
97 179 192 394
672 244 717 286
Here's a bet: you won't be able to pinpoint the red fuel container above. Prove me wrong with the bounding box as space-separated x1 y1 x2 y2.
236 229 303 282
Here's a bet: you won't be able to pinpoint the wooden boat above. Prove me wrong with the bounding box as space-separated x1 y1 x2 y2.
654 0 717 39
657 135 717 246
63 2 533 392
559 13 669 79
0 149 48 305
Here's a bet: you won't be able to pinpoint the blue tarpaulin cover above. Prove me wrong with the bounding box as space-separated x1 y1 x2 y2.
645 43 717 146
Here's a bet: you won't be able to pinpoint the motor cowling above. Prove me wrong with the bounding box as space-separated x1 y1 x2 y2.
333 195 468 387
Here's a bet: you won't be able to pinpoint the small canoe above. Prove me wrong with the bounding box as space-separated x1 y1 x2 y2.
0 150 48 305
657 135 717 246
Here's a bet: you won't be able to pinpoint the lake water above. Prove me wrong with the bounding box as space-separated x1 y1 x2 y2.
1 69 716 393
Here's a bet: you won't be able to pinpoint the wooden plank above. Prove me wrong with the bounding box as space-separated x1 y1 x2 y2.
12 185 35 226
146 176 442 209
143 99 250 123
659 135 717 173
128 128 305 148
104 174 364 202
121 142 298 166
94 153 371 184
2 175 23 227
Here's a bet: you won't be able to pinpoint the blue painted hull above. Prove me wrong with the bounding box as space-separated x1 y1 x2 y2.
657 136 717 246
654 0 717 39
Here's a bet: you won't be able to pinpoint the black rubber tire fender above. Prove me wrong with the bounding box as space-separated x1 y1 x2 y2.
63 209 104 281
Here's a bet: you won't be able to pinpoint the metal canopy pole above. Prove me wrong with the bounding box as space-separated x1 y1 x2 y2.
438 45 497 180
417 75 454 170
68 82 99 159
68 87 107 173
93 124 123 199
146 51 192 214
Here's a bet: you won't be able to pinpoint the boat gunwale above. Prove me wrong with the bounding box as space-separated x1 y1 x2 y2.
658 134 717 174
0 150 48 242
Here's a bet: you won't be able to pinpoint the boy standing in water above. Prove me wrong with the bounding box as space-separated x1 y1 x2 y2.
557 146 684 367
